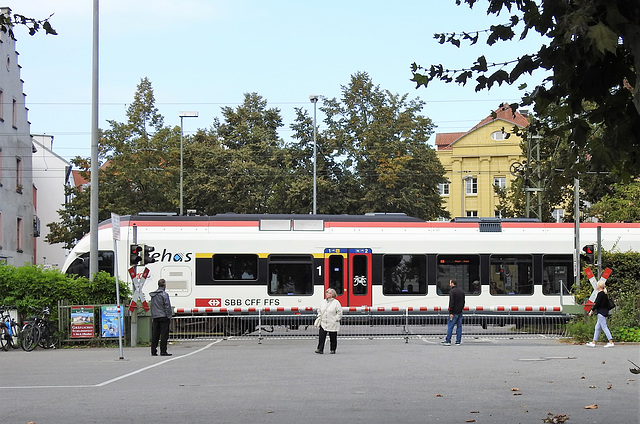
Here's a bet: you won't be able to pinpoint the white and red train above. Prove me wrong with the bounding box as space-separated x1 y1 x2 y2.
62 214 640 316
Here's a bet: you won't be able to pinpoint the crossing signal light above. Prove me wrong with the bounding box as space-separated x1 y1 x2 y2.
130 244 142 266
582 244 595 264
142 244 156 265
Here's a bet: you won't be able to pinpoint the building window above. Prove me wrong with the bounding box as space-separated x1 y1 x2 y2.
466 211 478 217
490 130 507 141
465 178 477 195
494 210 503 218
438 182 450 196
16 157 22 192
12 98 17 128
16 217 23 252
494 177 506 189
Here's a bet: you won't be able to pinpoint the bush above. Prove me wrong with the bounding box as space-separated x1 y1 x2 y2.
566 316 596 343
0 264 130 320
613 326 640 342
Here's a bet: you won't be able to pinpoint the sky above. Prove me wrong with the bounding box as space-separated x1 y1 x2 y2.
13 0 546 163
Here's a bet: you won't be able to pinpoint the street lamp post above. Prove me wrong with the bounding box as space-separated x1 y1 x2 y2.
461 174 473 217
179 111 198 216
309 95 322 215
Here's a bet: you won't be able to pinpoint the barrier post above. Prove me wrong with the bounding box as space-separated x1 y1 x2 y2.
258 309 263 344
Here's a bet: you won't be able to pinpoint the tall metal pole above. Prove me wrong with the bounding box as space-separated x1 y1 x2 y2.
180 115 184 216
310 96 318 215
574 178 580 288
178 112 198 216
89 0 99 280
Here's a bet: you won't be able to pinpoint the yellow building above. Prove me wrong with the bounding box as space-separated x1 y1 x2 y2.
435 104 529 219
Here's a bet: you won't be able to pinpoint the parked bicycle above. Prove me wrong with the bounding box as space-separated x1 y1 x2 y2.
0 306 20 351
21 306 59 351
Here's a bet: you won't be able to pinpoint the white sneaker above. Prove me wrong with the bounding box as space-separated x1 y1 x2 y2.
585 342 596 347
604 343 614 348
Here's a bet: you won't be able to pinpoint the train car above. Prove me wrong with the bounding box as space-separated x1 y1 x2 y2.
62 214 640 321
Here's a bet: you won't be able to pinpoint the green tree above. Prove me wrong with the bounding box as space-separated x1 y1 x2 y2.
185 93 287 214
47 78 180 248
590 180 640 222
411 0 640 178
322 72 447 220
99 78 180 215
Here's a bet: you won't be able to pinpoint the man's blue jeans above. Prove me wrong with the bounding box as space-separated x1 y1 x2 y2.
445 313 463 344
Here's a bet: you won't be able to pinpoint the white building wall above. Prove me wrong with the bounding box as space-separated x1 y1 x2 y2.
0 8 35 266
32 135 72 268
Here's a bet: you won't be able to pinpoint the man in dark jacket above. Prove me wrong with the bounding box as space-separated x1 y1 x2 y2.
441 278 465 346
150 279 173 356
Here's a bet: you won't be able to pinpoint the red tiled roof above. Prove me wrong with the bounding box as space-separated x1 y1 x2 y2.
434 103 529 150
435 132 465 151
467 103 529 132
72 170 89 188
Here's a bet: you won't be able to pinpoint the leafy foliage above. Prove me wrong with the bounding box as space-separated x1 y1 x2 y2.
0 265 129 320
411 0 640 178
0 11 57 39
48 79 181 247
590 180 640 222
320 72 448 219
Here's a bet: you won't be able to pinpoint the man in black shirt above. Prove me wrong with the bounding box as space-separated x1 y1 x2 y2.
441 278 465 346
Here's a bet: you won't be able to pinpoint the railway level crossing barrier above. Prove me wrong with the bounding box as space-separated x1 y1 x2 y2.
169 306 572 343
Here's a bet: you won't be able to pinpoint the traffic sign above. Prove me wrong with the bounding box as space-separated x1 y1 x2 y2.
129 266 150 312
583 267 612 311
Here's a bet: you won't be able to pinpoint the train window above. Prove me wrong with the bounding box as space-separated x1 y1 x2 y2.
352 255 368 296
65 250 114 278
268 255 313 296
213 254 258 280
489 255 533 295
542 255 573 295
383 255 426 295
328 255 344 294
436 255 480 295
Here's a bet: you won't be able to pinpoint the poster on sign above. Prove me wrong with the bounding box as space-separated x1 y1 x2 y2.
101 305 124 338
71 306 95 338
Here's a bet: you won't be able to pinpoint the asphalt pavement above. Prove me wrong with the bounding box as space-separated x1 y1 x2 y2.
1 337 638 424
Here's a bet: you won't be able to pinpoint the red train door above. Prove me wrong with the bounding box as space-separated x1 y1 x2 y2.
324 248 372 307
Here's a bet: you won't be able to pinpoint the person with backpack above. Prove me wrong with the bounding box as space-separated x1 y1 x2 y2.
586 281 614 348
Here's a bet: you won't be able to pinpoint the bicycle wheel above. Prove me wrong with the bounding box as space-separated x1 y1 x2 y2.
0 324 7 351
9 322 20 349
21 323 40 352
40 329 59 349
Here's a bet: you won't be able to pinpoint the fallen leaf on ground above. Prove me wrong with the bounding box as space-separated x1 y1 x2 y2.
465 420 476 423
434 393 442 397
584 404 598 409
511 388 520 391
607 384 612 389
589 385 596 388
470 411 479 413
543 414 569 423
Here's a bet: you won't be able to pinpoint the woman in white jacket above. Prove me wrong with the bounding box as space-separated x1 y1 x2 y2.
315 288 343 354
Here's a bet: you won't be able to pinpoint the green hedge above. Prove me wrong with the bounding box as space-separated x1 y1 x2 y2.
0 264 130 320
